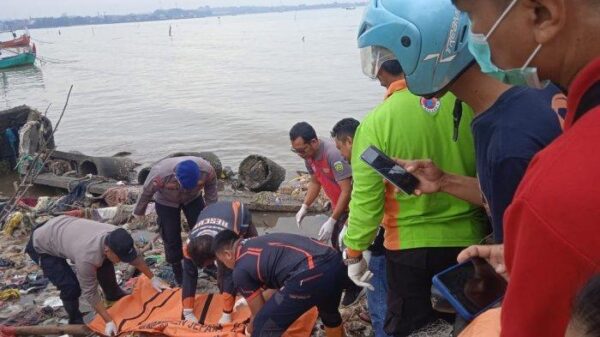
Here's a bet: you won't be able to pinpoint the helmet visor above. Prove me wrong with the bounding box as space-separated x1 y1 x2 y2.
360 46 396 79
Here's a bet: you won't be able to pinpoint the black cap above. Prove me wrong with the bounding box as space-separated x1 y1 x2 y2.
105 228 138 263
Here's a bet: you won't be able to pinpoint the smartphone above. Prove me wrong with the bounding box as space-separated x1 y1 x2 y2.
432 257 507 321
360 145 419 194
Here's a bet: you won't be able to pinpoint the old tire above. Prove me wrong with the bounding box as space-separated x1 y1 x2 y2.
238 155 286 192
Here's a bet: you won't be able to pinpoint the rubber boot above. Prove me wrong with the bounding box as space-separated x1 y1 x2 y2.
325 325 345 337
172 262 184 286
62 299 84 324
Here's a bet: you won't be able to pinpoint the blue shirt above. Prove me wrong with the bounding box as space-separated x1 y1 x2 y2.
472 85 565 243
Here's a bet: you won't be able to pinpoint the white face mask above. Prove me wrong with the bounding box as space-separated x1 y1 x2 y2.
467 0 549 88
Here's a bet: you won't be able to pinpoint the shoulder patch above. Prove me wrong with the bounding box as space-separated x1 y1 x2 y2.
333 161 345 173
420 97 441 115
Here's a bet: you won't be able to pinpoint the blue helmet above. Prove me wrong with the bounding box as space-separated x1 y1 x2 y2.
357 0 473 96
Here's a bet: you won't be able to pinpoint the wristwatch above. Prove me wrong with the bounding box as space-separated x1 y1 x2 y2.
342 249 362 265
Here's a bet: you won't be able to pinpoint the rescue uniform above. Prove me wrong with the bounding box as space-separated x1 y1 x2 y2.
133 156 218 284
304 138 352 249
233 233 350 337
182 201 258 315
345 81 488 336
25 216 129 324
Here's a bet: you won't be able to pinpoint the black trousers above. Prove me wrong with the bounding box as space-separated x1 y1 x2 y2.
251 254 349 337
384 247 463 337
26 236 127 323
155 195 205 284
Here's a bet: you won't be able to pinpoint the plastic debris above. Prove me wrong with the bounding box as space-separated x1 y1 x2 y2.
43 296 63 309
0 258 15 268
2 212 23 236
0 290 19 301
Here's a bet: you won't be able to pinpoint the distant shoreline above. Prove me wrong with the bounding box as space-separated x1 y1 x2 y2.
0 2 365 31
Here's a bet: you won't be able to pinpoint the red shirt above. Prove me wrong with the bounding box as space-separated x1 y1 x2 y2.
305 139 352 209
501 58 600 336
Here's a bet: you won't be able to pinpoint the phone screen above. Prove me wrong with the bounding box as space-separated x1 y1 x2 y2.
360 146 418 194
436 257 507 317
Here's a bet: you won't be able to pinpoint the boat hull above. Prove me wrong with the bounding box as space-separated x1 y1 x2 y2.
0 35 31 49
0 52 36 69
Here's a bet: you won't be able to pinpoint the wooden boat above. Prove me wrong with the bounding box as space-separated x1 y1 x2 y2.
0 52 36 69
0 34 31 49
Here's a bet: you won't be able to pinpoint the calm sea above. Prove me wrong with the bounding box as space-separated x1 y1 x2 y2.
0 7 383 177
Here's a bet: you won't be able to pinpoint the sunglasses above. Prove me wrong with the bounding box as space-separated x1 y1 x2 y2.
290 139 316 154
291 146 308 154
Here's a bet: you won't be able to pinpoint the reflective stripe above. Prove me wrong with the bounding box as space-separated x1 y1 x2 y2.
267 242 315 269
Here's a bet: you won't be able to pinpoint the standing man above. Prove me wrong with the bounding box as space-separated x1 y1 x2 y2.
181 200 258 324
25 216 169 336
290 122 351 249
332 117 391 337
358 0 565 244
450 0 600 336
133 156 218 285
214 230 349 337
343 48 488 336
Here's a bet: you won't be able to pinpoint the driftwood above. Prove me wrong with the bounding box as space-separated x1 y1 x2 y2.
1 324 91 336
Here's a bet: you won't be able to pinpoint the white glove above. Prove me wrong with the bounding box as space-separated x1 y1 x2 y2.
151 276 170 292
218 312 232 324
362 250 372 265
105 321 118 336
295 204 308 228
346 254 374 291
234 297 247 310
183 308 197 322
318 217 336 241
337 225 347 251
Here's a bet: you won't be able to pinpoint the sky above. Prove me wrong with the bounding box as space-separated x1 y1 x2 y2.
1 0 335 20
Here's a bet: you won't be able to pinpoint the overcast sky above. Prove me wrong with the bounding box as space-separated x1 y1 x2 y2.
1 0 334 20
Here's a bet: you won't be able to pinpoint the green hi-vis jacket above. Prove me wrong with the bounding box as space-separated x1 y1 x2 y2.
345 83 488 252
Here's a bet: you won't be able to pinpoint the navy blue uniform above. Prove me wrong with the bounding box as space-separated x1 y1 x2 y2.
233 233 350 337
472 85 565 242
182 201 257 313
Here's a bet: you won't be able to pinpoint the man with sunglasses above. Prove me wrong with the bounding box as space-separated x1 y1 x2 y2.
290 122 352 250
289 122 363 307
133 156 218 286
289 122 352 250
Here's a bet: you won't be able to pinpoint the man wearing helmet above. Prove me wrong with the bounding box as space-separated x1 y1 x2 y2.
342 22 489 337
449 0 600 336
375 0 565 246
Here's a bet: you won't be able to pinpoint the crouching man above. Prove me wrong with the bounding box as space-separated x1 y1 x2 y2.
213 230 351 337
25 216 169 336
181 201 258 324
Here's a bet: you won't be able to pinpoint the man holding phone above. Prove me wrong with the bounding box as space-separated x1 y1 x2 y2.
342 49 488 336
